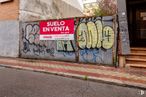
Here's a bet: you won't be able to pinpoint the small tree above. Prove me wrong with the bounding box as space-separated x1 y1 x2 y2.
83 0 117 16
98 0 117 16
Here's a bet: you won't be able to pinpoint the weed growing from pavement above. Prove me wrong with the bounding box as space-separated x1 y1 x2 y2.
84 75 88 81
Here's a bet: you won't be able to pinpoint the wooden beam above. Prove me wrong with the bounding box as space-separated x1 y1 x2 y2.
119 55 126 68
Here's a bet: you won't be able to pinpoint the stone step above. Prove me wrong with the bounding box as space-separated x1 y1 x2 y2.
126 64 146 68
126 58 146 62
125 47 146 68
126 55 146 59
129 53 146 56
126 59 146 64
131 50 146 54
131 47 146 54
131 47 146 51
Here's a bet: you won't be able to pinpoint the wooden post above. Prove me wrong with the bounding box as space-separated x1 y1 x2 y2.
119 55 126 68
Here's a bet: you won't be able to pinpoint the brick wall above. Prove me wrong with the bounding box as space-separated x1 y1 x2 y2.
0 0 19 20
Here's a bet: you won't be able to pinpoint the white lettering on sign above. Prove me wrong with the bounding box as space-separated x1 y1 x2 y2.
40 19 74 40
47 21 65 26
43 26 70 32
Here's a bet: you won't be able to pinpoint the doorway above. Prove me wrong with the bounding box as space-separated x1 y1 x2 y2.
126 0 146 47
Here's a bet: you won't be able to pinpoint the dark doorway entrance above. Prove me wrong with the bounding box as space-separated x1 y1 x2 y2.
126 0 146 47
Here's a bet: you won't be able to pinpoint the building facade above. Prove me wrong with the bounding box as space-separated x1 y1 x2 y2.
0 0 19 57
0 0 145 68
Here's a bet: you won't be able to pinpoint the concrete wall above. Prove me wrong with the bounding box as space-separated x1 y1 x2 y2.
0 20 19 57
19 0 62 21
77 16 116 65
53 0 84 18
20 16 117 66
0 0 19 20
117 0 130 55
20 22 76 61
19 0 84 21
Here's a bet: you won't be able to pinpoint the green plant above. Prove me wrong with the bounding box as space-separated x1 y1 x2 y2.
84 75 88 80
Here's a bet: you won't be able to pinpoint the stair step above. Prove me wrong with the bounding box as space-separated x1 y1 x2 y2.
125 47 146 68
131 47 146 53
131 47 146 51
131 50 146 54
126 58 146 62
126 64 146 68
126 55 146 59
126 60 146 64
129 53 146 56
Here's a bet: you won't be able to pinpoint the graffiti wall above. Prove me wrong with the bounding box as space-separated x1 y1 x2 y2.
20 22 76 61
76 16 116 65
20 16 117 65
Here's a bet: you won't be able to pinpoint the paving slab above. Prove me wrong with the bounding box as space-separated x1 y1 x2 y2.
0 57 146 89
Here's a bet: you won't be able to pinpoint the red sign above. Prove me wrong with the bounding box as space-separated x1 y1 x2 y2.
40 19 74 40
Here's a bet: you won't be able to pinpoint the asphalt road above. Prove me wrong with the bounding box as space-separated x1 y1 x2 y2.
0 66 145 97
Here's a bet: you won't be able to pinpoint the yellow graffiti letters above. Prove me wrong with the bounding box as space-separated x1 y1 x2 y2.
77 23 87 49
95 20 103 48
77 20 115 50
87 22 98 48
102 26 114 49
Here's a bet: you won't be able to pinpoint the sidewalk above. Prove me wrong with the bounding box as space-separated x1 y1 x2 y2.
0 57 146 89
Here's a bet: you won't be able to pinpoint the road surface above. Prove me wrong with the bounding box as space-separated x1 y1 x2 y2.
0 66 145 97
